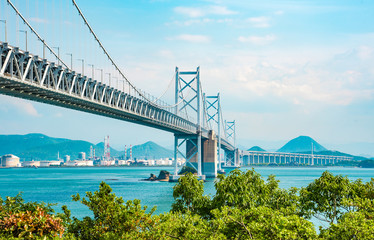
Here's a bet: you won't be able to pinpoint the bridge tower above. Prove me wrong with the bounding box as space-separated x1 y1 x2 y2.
224 120 239 167
172 67 206 179
205 93 223 175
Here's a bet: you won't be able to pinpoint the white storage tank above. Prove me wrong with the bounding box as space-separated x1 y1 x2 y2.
1 154 20 168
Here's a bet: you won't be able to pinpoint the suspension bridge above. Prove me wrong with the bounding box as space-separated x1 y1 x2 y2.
0 0 239 179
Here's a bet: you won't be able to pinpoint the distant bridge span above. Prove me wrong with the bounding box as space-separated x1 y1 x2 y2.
241 150 353 166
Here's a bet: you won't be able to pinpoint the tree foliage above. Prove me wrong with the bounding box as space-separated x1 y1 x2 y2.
0 194 65 239
1 169 374 239
299 171 368 224
171 172 212 217
65 181 156 240
213 169 299 215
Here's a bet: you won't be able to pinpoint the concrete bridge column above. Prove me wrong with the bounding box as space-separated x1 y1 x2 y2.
184 131 218 178
202 130 217 178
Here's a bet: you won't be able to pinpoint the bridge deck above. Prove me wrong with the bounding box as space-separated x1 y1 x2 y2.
0 42 235 151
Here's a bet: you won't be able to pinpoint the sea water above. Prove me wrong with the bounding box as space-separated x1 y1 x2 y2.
0 166 372 220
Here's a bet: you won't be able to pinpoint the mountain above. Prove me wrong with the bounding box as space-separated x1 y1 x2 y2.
20 140 94 160
128 141 173 159
277 136 327 153
247 146 266 152
0 133 100 160
0 133 68 156
0 133 172 160
95 142 122 157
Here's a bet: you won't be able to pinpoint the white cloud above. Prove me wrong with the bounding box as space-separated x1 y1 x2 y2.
209 6 237 15
29 17 48 24
274 10 284 15
238 34 276 45
247 16 271 28
0 96 40 117
168 34 211 43
174 5 237 18
204 46 374 107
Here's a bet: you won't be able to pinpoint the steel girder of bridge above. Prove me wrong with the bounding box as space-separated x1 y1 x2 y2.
0 42 200 134
0 42 236 174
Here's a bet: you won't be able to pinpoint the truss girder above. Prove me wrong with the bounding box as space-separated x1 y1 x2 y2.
0 42 200 135
0 42 235 152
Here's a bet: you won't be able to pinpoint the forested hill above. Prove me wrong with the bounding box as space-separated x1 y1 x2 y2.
247 146 266 151
277 136 327 153
0 133 172 160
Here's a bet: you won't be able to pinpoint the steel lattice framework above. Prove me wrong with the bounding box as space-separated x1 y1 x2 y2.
0 0 238 178
0 43 193 134
224 120 237 166
205 93 223 170
0 42 235 152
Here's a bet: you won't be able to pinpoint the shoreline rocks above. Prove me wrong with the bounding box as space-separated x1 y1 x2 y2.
143 170 170 182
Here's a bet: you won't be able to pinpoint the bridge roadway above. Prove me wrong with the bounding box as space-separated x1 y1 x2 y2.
0 42 234 152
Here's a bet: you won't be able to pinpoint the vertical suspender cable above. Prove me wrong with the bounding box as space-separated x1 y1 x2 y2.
16 0 19 46
71 0 158 105
43 0 46 58
7 0 68 68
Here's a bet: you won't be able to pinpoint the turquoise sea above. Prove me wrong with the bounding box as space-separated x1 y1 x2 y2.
0 166 373 220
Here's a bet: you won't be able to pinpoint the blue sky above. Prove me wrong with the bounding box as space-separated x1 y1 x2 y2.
1 0 374 156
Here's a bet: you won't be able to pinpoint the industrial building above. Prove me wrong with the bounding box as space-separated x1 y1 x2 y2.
22 161 40 167
1 154 21 168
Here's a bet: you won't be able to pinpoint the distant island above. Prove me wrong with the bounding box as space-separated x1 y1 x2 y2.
1 133 372 167
0 133 173 161
246 136 369 162
358 160 374 168
247 146 266 152
277 136 327 153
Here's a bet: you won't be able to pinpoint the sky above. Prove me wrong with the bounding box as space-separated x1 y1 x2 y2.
0 0 374 156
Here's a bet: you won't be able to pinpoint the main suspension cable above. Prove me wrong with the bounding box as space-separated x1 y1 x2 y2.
6 0 68 68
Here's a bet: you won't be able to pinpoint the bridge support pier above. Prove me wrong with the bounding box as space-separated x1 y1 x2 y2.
225 149 240 167
183 131 218 178
172 130 218 179
172 134 206 181
202 131 217 178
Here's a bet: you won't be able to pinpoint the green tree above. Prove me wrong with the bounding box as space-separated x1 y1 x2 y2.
299 171 366 224
211 206 317 240
319 198 374 239
171 172 212 217
151 211 221 240
65 181 156 240
213 168 299 215
0 194 65 239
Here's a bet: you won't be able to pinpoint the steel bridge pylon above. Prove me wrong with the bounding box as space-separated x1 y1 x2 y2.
205 93 223 174
172 67 205 179
224 120 239 167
